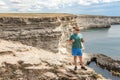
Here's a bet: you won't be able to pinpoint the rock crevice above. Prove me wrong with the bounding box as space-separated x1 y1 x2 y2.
90 54 120 77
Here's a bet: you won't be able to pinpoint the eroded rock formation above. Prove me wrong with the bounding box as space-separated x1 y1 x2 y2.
0 14 77 53
0 40 105 80
90 54 120 77
77 15 120 29
0 14 120 53
0 13 120 79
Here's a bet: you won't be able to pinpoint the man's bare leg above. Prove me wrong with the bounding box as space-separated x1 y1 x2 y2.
78 56 83 66
78 56 87 70
74 56 77 70
74 56 77 66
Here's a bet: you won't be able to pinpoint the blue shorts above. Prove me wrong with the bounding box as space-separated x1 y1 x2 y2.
72 48 82 56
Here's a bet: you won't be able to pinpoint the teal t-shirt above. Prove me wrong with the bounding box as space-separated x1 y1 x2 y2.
69 33 83 49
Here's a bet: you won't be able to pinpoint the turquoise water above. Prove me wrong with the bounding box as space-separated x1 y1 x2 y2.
81 25 120 80
81 25 120 60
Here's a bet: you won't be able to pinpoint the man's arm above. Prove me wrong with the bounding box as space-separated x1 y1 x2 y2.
81 38 85 51
70 39 75 43
81 38 85 43
66 34 75 43
66 39 75 43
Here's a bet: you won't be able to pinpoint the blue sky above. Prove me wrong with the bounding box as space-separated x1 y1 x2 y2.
0 0 120 16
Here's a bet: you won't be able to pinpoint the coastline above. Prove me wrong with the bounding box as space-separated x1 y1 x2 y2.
0 13 120 79
0 39 106 80
84 53 120 77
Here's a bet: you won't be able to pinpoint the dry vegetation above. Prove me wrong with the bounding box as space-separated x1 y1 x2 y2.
0 13 74 18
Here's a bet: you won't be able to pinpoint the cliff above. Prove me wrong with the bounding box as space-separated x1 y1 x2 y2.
0 13 120 79
77 15 120 29
110 16 120 24
0 13 108 80
0 13 77 53
0 39 105 80
90 54 120 77
0 14 120 53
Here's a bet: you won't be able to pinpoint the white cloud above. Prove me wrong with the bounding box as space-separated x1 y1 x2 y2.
78 0 91 5
0 0 6 6
77 0 120 6
10 0 22 4
0 0 9 11
78 0 100 5
102 0 120 3
36 0 76 9
0 0 120 12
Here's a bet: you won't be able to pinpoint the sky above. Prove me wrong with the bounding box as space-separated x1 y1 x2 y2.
0 0 120 16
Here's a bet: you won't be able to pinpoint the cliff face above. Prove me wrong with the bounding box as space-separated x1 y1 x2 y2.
0 14 77 53
90 54 120 77
0 14 120 53
77 15 120 29
110 16 120 24
0 14 107 80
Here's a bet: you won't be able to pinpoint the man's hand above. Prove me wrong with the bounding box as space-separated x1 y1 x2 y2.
81 38 84 43
81 43 85 52
71 39 75 43
66 39 75 43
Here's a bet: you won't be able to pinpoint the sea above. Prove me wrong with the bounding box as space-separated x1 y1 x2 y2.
82 25 120 60
81 25 120 80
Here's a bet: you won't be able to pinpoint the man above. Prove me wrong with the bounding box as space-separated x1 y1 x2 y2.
68 26 87 70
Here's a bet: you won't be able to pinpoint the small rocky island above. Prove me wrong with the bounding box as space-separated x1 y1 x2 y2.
0 13 120 80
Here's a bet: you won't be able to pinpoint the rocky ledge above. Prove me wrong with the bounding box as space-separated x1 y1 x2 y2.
0 40 105 80
0 13 120 80
89 54 120 77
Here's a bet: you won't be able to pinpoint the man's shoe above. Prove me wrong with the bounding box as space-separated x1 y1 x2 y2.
74 66 77 70
81 66 87 70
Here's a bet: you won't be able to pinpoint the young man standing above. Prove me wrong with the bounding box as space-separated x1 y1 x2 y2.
69 26 87 70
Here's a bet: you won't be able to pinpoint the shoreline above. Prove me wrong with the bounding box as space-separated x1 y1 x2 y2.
84 53 120 77
0 39 106 80
0 13 120 79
